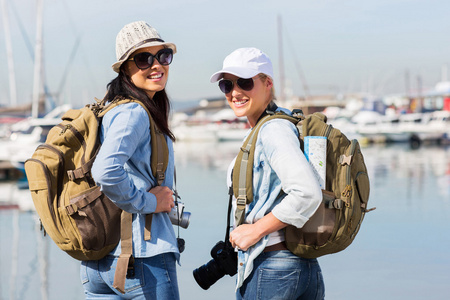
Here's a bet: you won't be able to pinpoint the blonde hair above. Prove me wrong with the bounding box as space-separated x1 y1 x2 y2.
258 74 276 101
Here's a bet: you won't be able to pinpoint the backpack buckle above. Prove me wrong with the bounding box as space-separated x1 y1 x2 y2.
156 172 165 183
327 199 343 210
66 204 78 215
240 147 250 154
236 196 247 209
67 170 75 181
339 154 353 166
292 109 305 119
67 168 84 181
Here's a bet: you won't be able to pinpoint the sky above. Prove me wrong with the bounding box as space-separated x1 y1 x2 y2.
1 0 450 109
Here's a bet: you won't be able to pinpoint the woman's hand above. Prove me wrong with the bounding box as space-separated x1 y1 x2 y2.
229 224 262 251
229 213 287 251
149 186 174 213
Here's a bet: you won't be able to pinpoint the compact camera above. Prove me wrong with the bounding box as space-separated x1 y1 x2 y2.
168 201 191 229
193 240 238 290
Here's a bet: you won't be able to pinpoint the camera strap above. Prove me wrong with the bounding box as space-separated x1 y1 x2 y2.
173 167 185 253
225 185 233 243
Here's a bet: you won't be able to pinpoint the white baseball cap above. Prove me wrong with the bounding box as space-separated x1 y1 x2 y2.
210 47 273 83
112 21 177 73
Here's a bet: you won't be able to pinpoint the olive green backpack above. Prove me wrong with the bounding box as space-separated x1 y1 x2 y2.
233 109 375 258
24 97 168 293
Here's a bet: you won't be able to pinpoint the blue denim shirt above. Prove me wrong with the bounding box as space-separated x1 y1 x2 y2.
92 102 179 260
227 107 322 289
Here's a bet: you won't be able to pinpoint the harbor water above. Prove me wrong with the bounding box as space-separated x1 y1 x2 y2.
1 142 449 300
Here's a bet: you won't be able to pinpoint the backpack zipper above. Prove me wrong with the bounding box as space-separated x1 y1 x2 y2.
58 123 85 147
323 124 333 138
58 124 72 135
348 140 357 185
342 140 357 203
58 123 85 149
66 124 88 164
344 140 358 235
58 122 88 169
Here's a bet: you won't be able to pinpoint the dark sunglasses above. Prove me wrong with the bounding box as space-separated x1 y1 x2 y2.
128 48 173 70
218 77 257 94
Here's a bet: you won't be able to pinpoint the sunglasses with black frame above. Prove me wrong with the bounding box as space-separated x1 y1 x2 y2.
128 48 173 70
218 75 263 94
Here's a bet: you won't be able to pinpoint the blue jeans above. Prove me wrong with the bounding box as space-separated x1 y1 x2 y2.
80 253 179 299
236 250 325 300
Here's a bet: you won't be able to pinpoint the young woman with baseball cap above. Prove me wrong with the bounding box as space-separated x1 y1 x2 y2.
211 47 325 299
81 21 180 299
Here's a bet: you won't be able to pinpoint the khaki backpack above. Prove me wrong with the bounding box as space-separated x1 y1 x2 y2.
232 109 375 258
24 97 168 293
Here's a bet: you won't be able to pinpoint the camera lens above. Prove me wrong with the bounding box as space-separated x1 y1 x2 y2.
193 259 226 290
179 211 191 229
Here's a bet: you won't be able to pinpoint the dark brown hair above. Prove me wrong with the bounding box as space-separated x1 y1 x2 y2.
103 69 175 141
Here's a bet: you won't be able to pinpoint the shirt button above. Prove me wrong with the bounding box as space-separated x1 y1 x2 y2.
240 263 243 266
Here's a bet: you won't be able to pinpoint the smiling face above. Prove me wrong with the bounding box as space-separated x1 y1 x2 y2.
124 45 169 99
223 73 273 127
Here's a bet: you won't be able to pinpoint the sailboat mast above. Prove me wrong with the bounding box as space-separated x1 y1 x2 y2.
1 0 17 106
277 14 285 104
32 0 44 118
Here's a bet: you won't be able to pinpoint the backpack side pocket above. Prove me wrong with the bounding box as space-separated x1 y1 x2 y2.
63 186 121 260
25 158 66 243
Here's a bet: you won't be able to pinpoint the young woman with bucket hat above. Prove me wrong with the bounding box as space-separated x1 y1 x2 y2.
81 21 180 299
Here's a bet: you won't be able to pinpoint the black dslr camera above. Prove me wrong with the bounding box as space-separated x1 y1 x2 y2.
193 240 237 290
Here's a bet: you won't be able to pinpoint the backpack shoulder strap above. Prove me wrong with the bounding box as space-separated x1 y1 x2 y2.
113 211 133 294
232 111 300 226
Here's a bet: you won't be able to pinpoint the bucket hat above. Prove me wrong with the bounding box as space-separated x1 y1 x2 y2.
210 47 273 82
112 21 177 73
